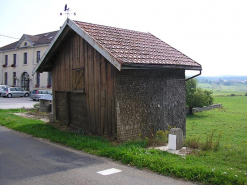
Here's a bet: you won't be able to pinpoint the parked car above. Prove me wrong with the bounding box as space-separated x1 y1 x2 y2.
0 85 9 96
1 87 29 98
30 89 52 101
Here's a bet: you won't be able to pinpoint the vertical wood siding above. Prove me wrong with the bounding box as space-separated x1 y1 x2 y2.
52 32 117 136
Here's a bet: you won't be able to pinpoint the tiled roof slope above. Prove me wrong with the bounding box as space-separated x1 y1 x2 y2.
25 34 40 43
74 21 201 68
0 31 58 51
33 31 58 46
0 41 18 51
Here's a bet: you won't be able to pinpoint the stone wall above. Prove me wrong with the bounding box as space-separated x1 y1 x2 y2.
186 104 222 114
39 99 52 112
55 91 88 130
115 69 186 141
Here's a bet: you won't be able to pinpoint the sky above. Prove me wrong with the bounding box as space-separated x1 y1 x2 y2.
0 0 247 77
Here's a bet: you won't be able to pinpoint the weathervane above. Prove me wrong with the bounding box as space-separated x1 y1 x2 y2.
60 4 76 18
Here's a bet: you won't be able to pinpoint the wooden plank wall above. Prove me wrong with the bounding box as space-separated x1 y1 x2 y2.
52 32 117 136
68 93 88 130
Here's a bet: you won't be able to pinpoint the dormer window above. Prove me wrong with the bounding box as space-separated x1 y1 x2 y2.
48 36 54 40
44 34 49 37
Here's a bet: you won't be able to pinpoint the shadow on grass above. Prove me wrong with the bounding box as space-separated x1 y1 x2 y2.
186 114 208 119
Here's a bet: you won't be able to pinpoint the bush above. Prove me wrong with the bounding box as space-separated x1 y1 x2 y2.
186 79 214 114
145 130 169 147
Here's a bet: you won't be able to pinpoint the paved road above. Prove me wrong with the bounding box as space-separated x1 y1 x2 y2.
0 96 37 109
0 126 198 185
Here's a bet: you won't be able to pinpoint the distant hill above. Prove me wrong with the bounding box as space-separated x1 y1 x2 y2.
196 76 247 82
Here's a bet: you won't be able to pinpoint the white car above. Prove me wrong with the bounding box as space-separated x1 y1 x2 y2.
0 85 9 96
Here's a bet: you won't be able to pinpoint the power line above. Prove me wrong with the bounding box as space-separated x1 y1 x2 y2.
0 34 19 40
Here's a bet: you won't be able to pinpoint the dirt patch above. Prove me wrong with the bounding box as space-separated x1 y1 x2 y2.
153 146 193 156
14 112 76 133
14 112 49 123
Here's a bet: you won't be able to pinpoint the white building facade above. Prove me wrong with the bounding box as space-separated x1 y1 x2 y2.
0 31 58 91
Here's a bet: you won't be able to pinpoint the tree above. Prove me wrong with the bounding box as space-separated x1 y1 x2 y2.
186 79 213 114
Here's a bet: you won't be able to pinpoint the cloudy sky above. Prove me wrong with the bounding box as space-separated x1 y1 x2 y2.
0 0 246 76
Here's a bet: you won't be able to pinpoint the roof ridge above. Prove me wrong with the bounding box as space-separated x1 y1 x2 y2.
73 20 149 35
34 30 59 37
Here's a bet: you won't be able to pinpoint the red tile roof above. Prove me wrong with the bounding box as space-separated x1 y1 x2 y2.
74 21 201 68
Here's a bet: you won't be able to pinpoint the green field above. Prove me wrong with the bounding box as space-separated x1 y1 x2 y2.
187 96 247 146
185 86 247 183
198 83 247 96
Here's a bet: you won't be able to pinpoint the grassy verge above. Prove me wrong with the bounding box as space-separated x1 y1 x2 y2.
0 103 246 184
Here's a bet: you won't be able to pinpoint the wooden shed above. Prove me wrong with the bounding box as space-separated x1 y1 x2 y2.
34 19 201 141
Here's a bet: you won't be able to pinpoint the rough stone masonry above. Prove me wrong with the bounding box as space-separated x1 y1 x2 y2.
116 69 186 141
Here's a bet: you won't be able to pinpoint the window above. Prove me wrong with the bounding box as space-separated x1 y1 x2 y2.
36 72 40 86
5 55 8 65
47 72 52 87
4 72 7 85
37 51 40 63
13 72 16 86
23 52 27 64
48 36 54 40
13 54 16 65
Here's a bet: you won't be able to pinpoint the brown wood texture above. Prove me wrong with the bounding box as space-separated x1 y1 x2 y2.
52 33 117 136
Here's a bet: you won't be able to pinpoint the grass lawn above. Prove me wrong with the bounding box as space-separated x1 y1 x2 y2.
0 95 247 184
187 96 247 146
186 96 247 182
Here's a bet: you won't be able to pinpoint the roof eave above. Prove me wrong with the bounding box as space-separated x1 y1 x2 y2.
0 48 16 52
121 63 202 70
33 43 51 47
